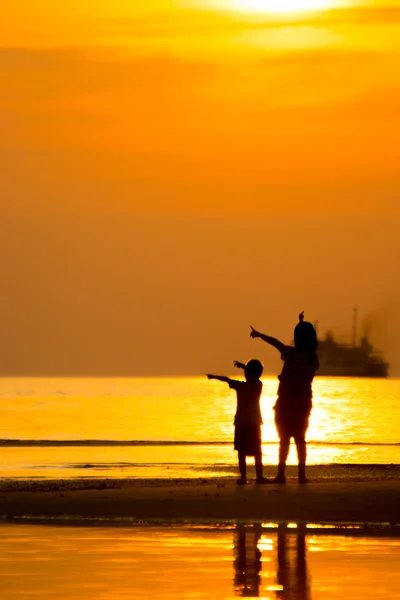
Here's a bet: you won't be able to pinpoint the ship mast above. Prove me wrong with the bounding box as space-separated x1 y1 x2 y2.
352 308 358 347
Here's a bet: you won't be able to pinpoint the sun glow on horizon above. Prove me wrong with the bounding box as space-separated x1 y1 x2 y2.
229 0 336 13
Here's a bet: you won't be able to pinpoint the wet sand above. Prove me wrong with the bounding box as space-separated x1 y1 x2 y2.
1 465 399 525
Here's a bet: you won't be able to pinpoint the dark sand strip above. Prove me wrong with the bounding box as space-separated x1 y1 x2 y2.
0 466 399 525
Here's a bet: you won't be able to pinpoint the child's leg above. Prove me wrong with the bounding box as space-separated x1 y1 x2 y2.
254 452 263 481
238 452 247 484
255 452 263 479
255 452 269 483
274 435 290 483
254 426 270 483
294 435 307 483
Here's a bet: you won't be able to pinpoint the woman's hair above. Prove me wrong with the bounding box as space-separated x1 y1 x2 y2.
294 312 318 362
245 359 264 378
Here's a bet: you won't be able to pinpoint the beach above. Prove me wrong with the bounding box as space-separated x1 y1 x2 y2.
1 378 399 526
1 387 400 599
1 465 400 525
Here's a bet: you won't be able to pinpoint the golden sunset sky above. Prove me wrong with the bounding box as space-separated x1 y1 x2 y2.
1 0 399 374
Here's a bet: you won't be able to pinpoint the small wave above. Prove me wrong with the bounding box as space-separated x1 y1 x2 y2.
0 440 230 447
0 439 399 447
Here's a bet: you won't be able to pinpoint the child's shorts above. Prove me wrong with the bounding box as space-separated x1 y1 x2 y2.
234 425 262 457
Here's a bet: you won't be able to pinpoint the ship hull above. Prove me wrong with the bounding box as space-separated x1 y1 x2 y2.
316 314 389 378
317 363 389 378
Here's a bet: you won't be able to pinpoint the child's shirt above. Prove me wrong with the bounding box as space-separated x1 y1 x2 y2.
229 379 263 427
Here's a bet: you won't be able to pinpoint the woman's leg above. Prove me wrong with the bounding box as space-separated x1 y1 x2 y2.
274 435 290 483
294 435 307 482
274 415 290 483
295 417 309 483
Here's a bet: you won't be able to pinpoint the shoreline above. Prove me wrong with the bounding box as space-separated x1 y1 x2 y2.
1 464 399 490
1 465 399 526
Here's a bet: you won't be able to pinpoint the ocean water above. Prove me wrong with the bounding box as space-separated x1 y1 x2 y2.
1 523 400 599
0 377 399 478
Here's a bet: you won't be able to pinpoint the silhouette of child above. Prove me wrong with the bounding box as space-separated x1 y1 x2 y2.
250 312 318 484
207 359 269 485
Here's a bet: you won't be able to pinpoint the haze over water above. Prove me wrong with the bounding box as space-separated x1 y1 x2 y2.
1 376 399 478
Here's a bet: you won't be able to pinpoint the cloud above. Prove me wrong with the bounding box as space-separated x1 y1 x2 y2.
1 1 400 217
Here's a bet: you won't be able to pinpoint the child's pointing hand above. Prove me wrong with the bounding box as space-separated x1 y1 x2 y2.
233 361 245 370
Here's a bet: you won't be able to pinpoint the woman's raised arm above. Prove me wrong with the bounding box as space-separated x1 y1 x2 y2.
250 326 287 355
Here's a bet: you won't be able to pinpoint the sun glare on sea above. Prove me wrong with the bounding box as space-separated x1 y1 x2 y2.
229 0 335 13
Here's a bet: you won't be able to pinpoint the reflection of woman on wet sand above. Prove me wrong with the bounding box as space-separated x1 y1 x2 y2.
276 524 311 600
232 523 311 599
251 312 319 483
233 524 262 597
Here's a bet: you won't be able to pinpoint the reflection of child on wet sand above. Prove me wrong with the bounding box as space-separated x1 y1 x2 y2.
251 312 318 484
233 523 262 597
207 359 269 485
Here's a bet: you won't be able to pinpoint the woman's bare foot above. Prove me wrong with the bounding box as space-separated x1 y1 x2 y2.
298 466 307 483
272 475 286 484
237 478 247 485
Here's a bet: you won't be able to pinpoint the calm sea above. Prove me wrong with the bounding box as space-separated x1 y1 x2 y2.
0 377 399 478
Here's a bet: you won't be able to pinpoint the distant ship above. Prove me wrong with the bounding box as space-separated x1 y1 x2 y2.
317 310 389 378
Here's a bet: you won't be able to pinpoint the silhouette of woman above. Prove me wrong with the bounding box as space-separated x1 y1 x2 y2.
276 523 311 600
251 312 319 483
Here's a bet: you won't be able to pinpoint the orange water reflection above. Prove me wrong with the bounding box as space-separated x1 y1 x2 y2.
1 524 400 599
1 377 400 477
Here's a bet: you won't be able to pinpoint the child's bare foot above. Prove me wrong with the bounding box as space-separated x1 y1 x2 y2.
272 475 286 484
237 478 247 485
256 476 271 484
298 476 308 484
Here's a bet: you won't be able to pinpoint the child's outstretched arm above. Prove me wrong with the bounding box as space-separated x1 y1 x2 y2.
206 374 233 384
233 361 246 370
206 374 239 389
250 326 286 354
